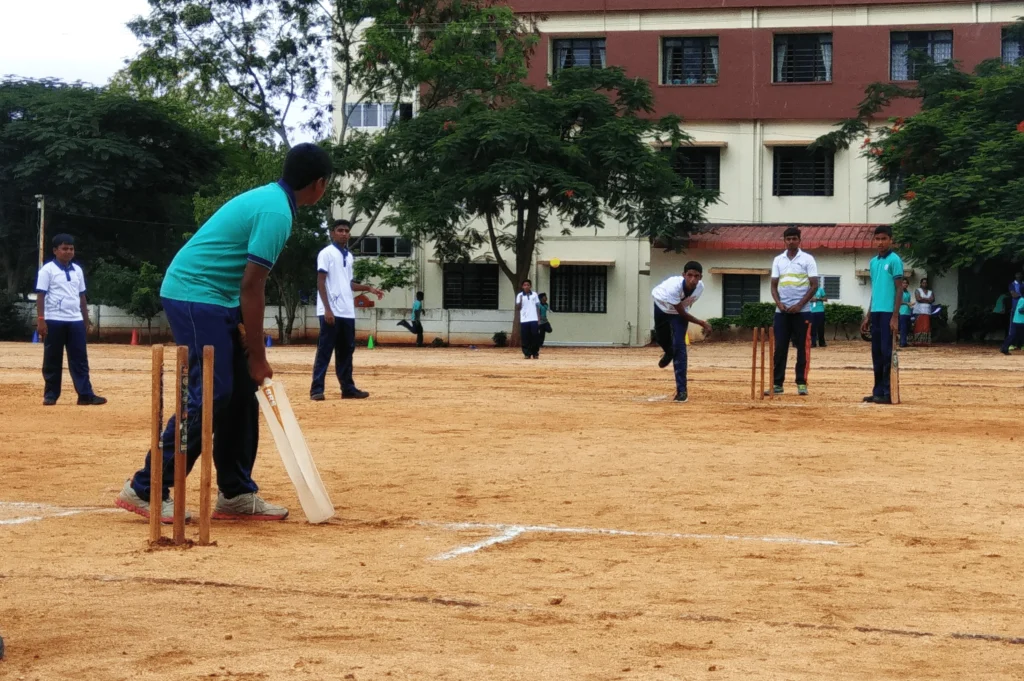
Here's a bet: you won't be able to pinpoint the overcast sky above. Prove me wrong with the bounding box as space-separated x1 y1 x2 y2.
1 0 150 85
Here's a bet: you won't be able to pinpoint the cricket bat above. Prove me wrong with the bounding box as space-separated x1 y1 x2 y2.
257 379 335 524
890 335 901 405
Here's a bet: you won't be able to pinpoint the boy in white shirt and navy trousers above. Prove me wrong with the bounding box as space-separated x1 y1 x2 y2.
310 219 382 400
768 227 819 397
516 279 542 359
652 261 712 403
35 234 106 406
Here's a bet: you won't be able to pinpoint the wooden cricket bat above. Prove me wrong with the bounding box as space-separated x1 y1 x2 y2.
257 379 335 524
890 334 901 405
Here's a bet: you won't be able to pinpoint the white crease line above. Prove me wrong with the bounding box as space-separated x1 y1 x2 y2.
422 520 846 560
432 526 526 561
0 501 119 526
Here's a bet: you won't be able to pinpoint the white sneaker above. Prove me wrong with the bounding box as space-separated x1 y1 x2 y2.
212 492 289 521
114 479 191 524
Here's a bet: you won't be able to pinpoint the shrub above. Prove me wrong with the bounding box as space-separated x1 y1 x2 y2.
737 302 775 329
492 331 508 347
431 336 448 347
824 303 865 339
0 291 30 341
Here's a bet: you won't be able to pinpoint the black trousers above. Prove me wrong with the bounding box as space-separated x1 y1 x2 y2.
521 321 540 357
311 316 357 396
41 320 95 400
772 312 812 387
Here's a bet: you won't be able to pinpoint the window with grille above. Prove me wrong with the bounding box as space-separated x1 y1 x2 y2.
345 103 395 128
890 31 953 81
662 37 719 85
553 38 606 73
661 147 721 191
1002 28 1022 65
722 274 761 317
822 275 841 300
550 265 607 313
353 236 412 257
772 147 834 197
889 171 906 198
443 264 499 309
773 33 832 83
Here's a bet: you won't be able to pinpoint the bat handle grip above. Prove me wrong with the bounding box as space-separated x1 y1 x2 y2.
261 378 274 388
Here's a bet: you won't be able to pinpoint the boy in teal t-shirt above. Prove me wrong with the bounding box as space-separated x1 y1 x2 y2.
1001 297 1024 354
116 144 333 524
860 225 904 404
398 291 425 347
809 284 827 347
898 278 912 348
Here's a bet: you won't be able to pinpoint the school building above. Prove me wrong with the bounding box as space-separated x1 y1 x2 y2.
334 0 1024 345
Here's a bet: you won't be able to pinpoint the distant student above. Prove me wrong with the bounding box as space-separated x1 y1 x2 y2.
35 233 106 406
398 291 425 347
768 227 819 396
809 282 828 348
538 293 552 347
311 219 384 400
651 261 712 403
516 279 542 359
898 278 913 348
913 277 935 345
1002 296 1024 355
860 225 904 404
1002 272 1023 350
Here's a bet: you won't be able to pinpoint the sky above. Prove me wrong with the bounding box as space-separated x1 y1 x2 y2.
0 0 150 86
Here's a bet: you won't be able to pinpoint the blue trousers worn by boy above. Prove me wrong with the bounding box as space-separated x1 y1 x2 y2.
654 307 688 395
1001 323 1023 353
521 321 540 358
130 299 260 502
311 316 357 396
899 314 912 347
42 320 96 401
870 312 896 399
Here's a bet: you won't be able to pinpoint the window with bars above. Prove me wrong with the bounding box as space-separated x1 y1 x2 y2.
772 147 835 197
890 31 953 81
443 264 500 309
773 33 832 83
353 235 412 257
822 275 841 300
345 103 395 128
662 147 721 191
662 37 719 85
1003 28 1023 65
889 171 906 199
722 274 761 317
553 38 606 73
550 265 607 314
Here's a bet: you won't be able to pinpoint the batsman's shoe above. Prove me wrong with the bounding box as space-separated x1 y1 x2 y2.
213 492 289 521
115 479 190 524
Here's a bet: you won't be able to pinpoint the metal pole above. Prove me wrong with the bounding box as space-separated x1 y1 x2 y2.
35 194 46 269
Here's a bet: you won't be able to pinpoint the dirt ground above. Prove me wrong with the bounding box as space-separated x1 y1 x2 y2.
2 339 1023 680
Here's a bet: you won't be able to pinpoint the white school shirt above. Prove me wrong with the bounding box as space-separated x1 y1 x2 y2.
516 292 540 323
913 288 932 315
771 249 818 313
652 276 704 314
35 260 86 322
315 243 355 319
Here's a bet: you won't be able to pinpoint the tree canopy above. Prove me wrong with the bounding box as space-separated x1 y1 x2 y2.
813 21 1024 275
359 66 716 339
0 78 222 293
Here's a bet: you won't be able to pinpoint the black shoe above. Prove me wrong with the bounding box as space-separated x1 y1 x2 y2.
77 395 107 406
342 389 369 399
819 342 827 348
42 397 57 406
532 355 539 359
1001 348 1010 356
873 395 893 405
658 353 672 369
862 395 876 403
673 391 688 403
310 393 325 402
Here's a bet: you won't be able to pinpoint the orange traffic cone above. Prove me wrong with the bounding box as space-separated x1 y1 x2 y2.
130 329 139 346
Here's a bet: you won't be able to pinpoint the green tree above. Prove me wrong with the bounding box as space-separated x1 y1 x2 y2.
360 67 716 343
0 78 222 294
812 20 1024 275
90 260 165 342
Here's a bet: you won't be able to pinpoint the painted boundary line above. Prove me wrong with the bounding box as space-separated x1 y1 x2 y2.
421 521 848 561
0 501 118 526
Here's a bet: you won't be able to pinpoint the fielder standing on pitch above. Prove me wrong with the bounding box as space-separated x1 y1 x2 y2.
116 143 333 522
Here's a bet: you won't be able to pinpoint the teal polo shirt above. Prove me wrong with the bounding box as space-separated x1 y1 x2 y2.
161 182 296 307
1014 298 1024 325
869 251 905 313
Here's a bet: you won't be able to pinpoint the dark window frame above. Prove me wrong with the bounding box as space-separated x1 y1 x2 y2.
822 275 841 300
552 38 607 73
772 146 835 197
662 146 721 192
722 274 761 317
354 235 413 258
890 30 953 81
773 33 833 83
550 265 608 314
443 263 500 310
1002 27 1023 65
662 36 719 85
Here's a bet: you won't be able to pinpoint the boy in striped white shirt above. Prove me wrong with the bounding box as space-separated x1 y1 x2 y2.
768 227 819 396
